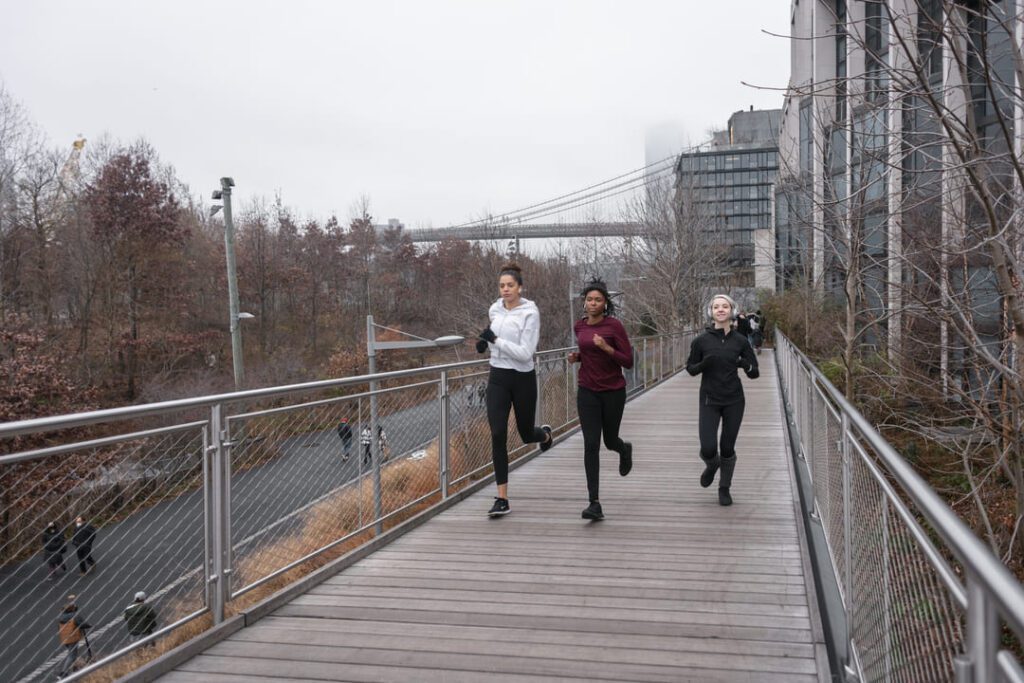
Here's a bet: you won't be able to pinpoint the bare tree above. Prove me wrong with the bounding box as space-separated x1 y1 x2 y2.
617 174 725 333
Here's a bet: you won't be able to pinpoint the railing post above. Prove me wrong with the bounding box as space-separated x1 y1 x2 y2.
535 357 543 425
439 371 450 499
206 403 230 624
957 578 997 683
841 411 855 677
642 338 648 389
370 377 383 535
882 500 893 683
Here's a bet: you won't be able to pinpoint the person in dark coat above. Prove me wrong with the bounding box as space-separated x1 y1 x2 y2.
124 591 158 644
42 521 67 580
71 516 97 576
686 294 759 506
336 418 353 461
57 594 91 677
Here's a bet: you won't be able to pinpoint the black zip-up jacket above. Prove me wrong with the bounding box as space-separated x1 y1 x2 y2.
686 327 759 405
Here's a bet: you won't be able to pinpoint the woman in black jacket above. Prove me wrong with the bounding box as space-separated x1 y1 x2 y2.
685 294 759 505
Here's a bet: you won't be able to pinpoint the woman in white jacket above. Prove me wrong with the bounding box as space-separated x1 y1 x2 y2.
476 262 553 517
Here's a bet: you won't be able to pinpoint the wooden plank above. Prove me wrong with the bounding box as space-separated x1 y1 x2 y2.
225 625 819 674
253 615 818 659
157 355 824 682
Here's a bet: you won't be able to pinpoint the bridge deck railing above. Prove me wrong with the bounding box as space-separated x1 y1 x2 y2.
0 330 694 683
775 331 1024 683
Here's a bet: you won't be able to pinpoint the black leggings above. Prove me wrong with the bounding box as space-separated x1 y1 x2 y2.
698 400 745 462
487 367 547 486
577 386 626 502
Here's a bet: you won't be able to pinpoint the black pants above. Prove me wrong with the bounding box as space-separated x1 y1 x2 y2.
76 546 96 574
487 367 546 486
577 386 627 502
698 400 745 462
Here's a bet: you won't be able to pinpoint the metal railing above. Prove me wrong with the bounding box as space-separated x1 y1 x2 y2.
775 331 1024 683
0 331 693 682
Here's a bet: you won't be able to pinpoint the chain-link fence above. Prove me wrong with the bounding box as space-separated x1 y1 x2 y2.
775 332 1024 683
0 331 693 682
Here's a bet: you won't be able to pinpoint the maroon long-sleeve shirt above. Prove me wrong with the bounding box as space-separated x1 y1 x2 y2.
574 316 633 392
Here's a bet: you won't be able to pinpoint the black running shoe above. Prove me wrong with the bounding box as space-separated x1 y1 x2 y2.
718 487 733 506
581 501 604 520
539 425 554 452
488 497 510 517
619 442 633 477
700 458 720 488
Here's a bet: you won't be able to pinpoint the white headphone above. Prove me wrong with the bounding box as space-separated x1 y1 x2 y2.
706 293 739 322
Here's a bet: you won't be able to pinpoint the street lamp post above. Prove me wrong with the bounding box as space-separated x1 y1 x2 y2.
212 177 249 390
366 314 463 533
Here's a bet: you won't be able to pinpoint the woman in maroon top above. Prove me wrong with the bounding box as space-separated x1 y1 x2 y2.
567 278 634 520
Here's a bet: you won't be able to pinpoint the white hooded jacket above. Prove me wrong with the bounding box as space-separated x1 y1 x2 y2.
487 297 540 372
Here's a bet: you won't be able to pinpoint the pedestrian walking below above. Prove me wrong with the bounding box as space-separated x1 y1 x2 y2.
336 418 353 461
567 278 633 520
360 425 372 466
42 521 66 580
475 262 553 517
686 294 759 506
71 516 97 576
56 594 91 678
124 591 158 645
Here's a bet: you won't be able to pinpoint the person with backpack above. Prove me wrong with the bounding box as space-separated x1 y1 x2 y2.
567 277 634 520
686 294 759 506
475 262 553 517
124 591 159 644
57 595 91 677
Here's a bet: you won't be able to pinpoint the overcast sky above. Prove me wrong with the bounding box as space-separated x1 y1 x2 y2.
0 1 790 229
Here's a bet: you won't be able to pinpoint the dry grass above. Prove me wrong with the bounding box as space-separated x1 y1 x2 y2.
84 428 508 682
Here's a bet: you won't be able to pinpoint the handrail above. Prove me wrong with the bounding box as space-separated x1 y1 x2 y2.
0 335 684 441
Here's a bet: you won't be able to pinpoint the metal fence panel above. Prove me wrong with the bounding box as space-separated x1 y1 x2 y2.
0 423 207 682
774 332 1024 683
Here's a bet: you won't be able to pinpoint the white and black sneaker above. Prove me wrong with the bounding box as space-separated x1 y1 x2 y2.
488 497 510 517
539 425 554 452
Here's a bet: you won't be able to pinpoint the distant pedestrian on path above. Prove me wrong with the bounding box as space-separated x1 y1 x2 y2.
124 591 158 644
336 418 353 461
567 277 633 521
360 425 372 466
475 262 553 517
686 294 759 506
71 516 97 576
56 594 91 678
42 521 67 580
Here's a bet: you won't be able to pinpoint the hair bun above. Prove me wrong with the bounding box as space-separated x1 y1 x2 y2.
499 262 522 274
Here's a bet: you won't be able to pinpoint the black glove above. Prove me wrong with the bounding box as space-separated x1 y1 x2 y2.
475 338 488 353
479 327 497 343
737 357 750 372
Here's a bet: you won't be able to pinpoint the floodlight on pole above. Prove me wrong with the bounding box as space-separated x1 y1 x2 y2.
365 314 464 533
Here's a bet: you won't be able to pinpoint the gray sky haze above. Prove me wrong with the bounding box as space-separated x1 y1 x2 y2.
1 1 790 228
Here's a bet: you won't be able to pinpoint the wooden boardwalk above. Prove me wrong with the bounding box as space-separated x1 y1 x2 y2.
158 351 827 682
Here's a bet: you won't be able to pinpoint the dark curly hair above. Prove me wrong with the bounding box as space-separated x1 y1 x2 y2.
499 261 523 285
580 277 615 317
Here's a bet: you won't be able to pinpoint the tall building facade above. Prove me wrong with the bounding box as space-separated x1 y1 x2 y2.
776 0 1022 360
673 108 782 297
